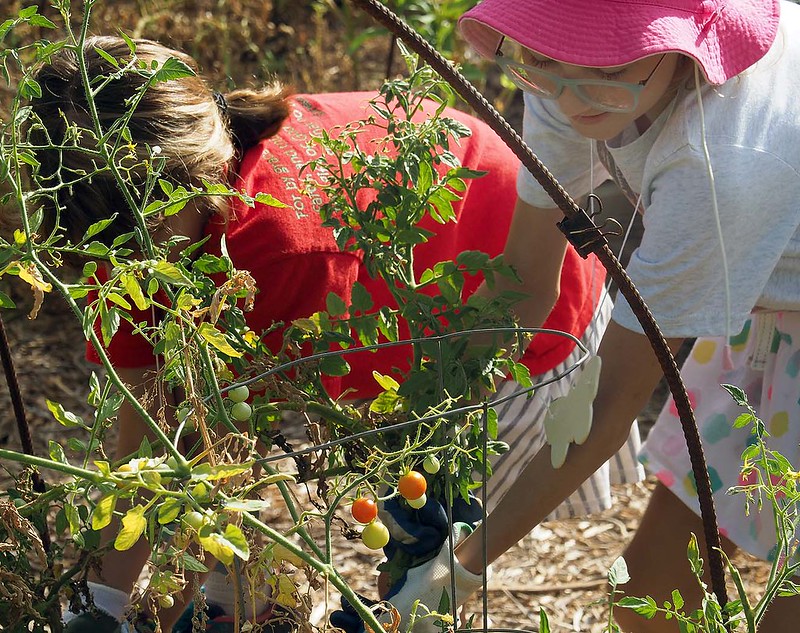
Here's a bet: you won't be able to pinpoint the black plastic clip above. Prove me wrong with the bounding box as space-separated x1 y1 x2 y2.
556 193 610 258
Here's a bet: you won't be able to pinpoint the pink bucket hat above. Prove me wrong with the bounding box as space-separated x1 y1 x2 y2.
459 0 780 85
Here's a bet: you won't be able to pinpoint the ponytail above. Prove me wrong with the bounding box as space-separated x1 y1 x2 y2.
222 84 293 156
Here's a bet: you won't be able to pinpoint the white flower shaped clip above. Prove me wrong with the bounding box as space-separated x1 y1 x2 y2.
544 355 602 469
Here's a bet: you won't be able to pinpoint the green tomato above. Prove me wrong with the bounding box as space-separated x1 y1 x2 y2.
407 493 427 509
228 385 250 403
230 401 252 422
361 520 390 550
422 455 440 474
157 594 175 609
182 511 205 532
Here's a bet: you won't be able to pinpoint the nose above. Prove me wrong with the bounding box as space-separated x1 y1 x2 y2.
556 87 591 117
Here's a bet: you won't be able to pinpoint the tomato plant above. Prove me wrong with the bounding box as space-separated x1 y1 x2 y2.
0 15 527 632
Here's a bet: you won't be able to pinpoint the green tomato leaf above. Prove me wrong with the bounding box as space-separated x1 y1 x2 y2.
46 399 85 428
350 281 373 313
608 556 630 586
48 440 67 464
157 498 183 525
326 292 348 317
720 383 749 408
121 273 148 311
151 261 192 286
538 608 551 633
179 552 210 573
83 217 117 240
151 57 195 83
106 292 133 311
372 371 400 391
224 499 272 513
319 354 350 377
616 596 658 618
254 192 288 207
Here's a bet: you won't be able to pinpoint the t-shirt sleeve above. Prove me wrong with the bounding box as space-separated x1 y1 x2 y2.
612 144 800 337
516 93 609 208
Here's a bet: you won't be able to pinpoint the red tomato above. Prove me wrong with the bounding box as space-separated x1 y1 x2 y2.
351 497 378 524
397 471 427 501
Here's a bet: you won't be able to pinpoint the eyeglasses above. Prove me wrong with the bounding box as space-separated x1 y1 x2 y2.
495 37 668 114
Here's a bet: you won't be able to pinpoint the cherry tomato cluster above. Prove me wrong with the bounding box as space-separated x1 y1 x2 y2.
351 496 389 550
227 385 252 421
398 470 428 508
351 460 439 550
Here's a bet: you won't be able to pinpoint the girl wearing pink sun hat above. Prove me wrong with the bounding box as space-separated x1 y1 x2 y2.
459 0 780 85
380 2 800 632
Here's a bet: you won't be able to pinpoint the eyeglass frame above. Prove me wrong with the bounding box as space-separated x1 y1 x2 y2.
494 36 669 113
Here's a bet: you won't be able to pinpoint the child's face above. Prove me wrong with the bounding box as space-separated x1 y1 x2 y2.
540 53 683 140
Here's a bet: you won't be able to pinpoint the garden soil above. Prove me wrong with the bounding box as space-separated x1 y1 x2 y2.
0 0 773 630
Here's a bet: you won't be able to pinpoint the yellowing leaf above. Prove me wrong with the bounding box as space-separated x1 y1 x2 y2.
121 273 148 311
92 493 117 531
271 543 304 567
115 505 147 551
157 498 183 525
372 371 400 391
199 523 250 566
198 323 242 357
14 261 52 319
191 462 253 481
106 292 132 310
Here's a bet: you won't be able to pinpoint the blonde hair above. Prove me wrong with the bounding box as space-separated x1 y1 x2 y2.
29 35 291 248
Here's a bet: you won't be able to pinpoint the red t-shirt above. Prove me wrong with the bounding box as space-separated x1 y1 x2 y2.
88 92 604 398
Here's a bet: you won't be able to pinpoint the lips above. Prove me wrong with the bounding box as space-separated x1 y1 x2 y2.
570 112 611 124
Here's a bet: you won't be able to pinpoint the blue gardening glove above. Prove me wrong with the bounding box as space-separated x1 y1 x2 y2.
380 494 449 563
330 492 484 633
384 522 484 633
380 492 483 577
330 524 484 633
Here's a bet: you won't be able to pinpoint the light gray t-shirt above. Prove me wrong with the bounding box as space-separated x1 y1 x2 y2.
517 0 800 339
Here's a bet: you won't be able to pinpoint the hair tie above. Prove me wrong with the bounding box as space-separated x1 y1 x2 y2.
212 90 228 115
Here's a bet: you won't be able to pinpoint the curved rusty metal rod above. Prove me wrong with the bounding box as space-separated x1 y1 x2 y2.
0 312 50 550
349 0 728 613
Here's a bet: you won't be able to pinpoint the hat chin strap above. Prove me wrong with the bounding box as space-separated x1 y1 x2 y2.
693 64 733 370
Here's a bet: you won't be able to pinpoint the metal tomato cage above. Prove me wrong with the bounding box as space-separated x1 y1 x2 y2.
242 324 593 633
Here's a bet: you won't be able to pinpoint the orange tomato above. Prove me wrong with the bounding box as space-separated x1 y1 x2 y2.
397 471 427 501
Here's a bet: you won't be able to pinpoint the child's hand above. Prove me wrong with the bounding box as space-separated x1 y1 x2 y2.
330 523 484 633
382 523 484 633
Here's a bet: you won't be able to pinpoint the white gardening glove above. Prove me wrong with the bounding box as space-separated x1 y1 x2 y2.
383 523 484 633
